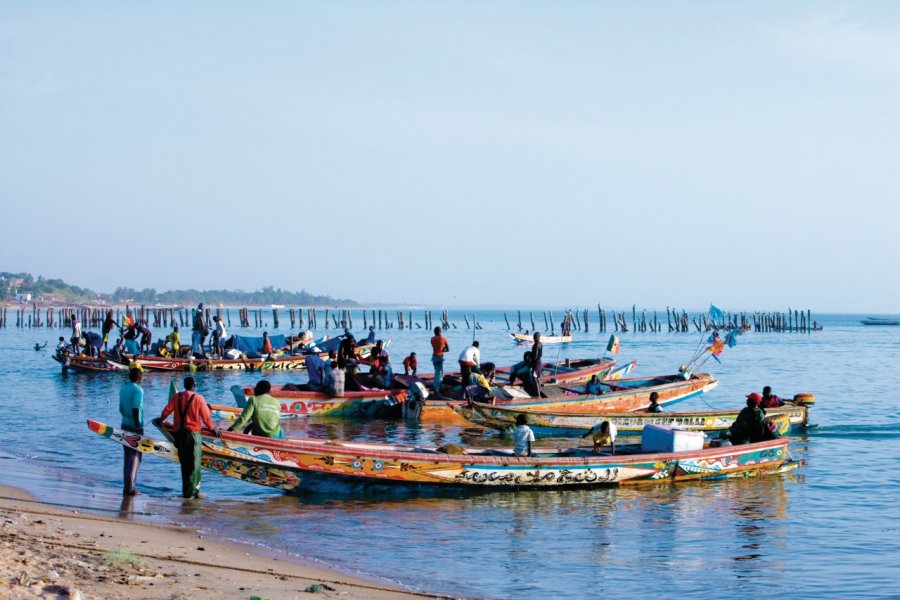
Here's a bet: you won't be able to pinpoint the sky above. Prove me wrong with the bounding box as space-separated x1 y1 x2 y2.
1 2 899 311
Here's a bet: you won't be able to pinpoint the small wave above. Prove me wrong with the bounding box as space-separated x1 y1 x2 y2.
804 423 899 439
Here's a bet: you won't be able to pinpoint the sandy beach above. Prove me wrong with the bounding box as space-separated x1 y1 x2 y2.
0 485 452 600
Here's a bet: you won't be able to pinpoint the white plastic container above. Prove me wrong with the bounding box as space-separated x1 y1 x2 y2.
640 425 705 453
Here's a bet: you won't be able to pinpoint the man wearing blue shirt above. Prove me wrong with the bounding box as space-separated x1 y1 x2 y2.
119 368 144 496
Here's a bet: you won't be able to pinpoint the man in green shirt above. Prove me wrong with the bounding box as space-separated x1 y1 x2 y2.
228 380 284 439
119 368 144 495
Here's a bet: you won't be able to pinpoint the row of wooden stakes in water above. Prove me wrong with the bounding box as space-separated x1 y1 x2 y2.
0 305 817 334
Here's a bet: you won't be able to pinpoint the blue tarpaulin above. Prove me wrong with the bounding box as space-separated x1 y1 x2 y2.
225 334 287 357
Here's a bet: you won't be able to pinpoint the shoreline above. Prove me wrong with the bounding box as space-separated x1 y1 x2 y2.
0 483 456 600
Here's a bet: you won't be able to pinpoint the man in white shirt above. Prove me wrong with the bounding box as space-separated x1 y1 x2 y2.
514 414 535 457
457 341 481 390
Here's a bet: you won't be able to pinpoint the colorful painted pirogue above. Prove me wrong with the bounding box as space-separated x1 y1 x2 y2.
86 420 301 490
458 400 809 437
106 343 381 373
86 419 799 491
52 354 126 373
231 359 630 423
225 385 399 418
397 357 618 391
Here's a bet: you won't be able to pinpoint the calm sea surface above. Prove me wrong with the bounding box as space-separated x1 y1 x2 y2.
1 311 898 598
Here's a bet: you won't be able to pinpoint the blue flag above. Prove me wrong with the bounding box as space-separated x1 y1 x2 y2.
709 304 725 321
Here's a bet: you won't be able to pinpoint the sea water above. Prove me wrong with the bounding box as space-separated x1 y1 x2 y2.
1 311 898 598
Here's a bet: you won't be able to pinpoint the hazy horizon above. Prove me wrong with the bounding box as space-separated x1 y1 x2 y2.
3 2 899 312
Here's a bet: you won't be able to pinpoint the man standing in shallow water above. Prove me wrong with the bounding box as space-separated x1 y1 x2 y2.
119 368 144 496
155 376 219 499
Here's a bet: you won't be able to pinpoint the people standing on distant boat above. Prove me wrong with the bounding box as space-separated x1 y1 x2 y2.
82 331 103 357
584 374 603 396
119 368 144 496
458 341 481 390
583 420 617 454
155 376 219 499
529 332 544 396
364 325 376 345
166 326 181 356
338 334 357 369
102 310 116 352
71 313 82 343
514 414 535 457
210 316 225 357
430 327 449 399
647 391 662 413
561 315 571 337
729 394 766 445
403 352 418 376
137 321 152 355
260 331 274 357
192 303 208 358
228 380 284 439
760 386 784 408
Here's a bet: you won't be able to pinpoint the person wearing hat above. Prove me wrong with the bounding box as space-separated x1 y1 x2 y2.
729 393 767 444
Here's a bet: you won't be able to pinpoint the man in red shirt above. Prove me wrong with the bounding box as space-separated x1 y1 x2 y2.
430 327 449 398
403 352 418 376
155 376 219 499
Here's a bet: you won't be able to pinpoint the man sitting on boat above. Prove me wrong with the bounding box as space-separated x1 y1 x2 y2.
228 380 284 439
467 362 496 403
729 394 769 445
759 386 784 408
647 392 662 413
514 414 535 457
584 375 603 396
507 351 537 395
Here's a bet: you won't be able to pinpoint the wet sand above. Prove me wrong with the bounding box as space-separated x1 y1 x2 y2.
0 485 454 600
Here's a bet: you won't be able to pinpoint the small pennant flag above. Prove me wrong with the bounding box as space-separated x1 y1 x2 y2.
606 334 620 355
168 379 178 401
709 305 725 321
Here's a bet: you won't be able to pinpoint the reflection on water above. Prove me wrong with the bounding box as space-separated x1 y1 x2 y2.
1 314 899 597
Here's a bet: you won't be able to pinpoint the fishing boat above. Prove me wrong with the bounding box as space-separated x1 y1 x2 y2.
52 353 126 373
459 400 809 437
395 357 619 395
510 332 572 344
107 353 309 372
86 419 799 492
86 420 301 490
227 385 400 418
860 317 900 326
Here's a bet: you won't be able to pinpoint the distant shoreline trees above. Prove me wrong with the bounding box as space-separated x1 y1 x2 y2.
0 272 357 307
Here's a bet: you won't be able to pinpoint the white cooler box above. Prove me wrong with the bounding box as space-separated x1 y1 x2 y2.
640 425 705 453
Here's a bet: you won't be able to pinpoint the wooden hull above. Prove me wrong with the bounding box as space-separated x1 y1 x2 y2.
400 357 617 389
85 420 302 491
230 386 399 418
462 402 809 437
510 333 572 344
432 373 718 423
111 354 309 372
191 430 795 490
87 420 797 492
53 354 126 373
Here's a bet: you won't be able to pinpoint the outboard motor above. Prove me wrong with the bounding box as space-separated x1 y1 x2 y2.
403 382 429 421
